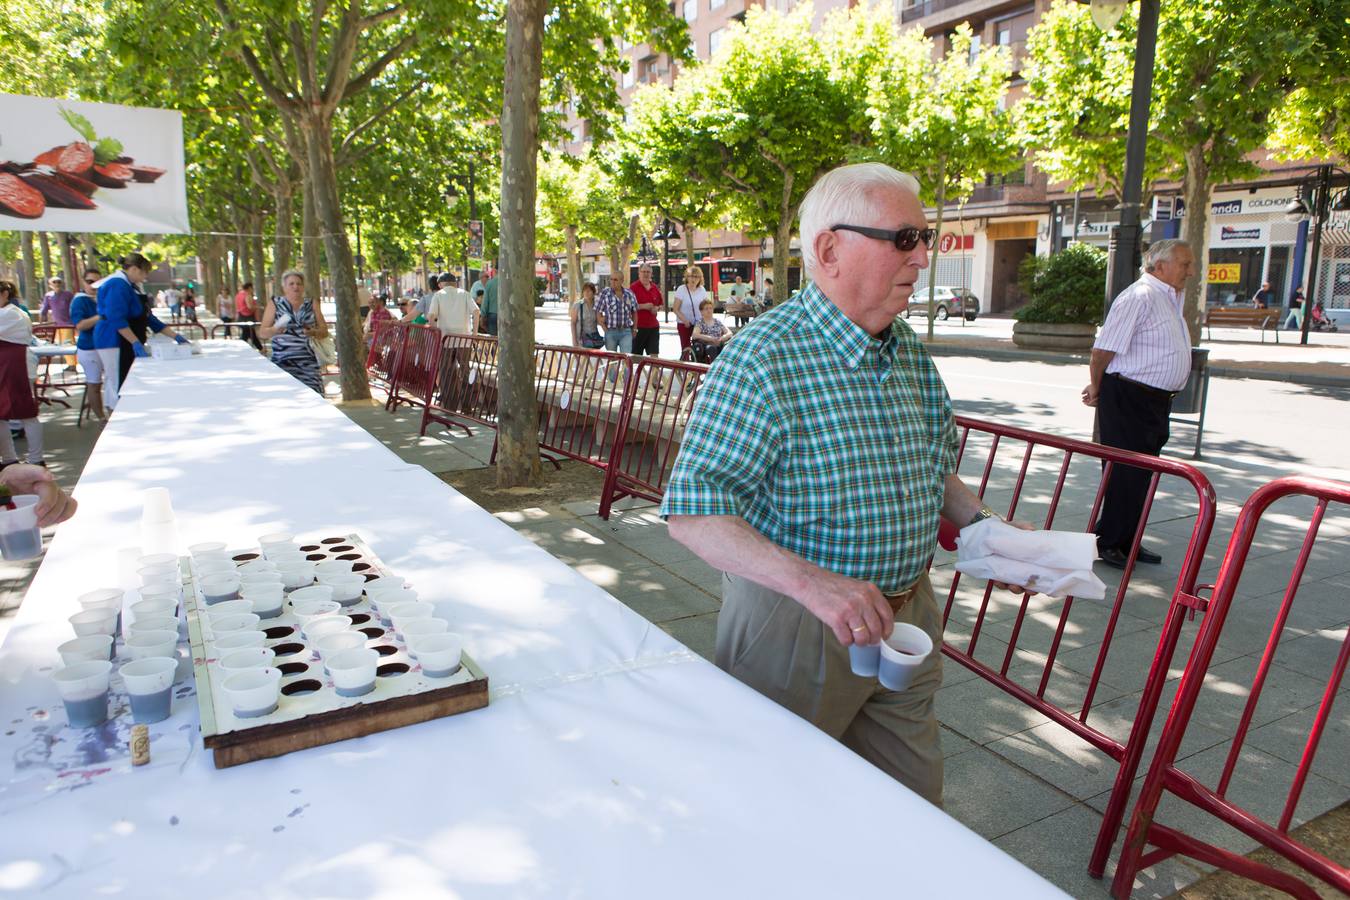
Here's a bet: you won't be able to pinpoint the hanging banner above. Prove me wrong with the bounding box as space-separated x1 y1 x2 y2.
0 93 189 234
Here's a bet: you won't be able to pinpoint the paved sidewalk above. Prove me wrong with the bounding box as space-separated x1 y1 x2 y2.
915 316 1350 388
345 397 1348 899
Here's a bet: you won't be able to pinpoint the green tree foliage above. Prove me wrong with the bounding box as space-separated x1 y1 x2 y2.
867 22 1017 339
1014 241 1107 325
1019 0 1313 343
1267 1 1350 164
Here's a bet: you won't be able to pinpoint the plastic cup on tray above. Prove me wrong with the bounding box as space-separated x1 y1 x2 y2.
119 657 178 724
218 647 276 674
327 648 378 698
389 601 436 634
319 573 365 606
125 629 179 661
415 633 464 678
53 660 114 728
206 599 254 621
222 668 282 719
128 614 178 635
69 608 118 638
399 617 449 657
240 583 285 619
57 635 114 665
302 614 352 642
213 630 267 652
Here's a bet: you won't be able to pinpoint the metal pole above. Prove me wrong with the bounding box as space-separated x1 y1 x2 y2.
1072 190 1081 243
1301 165 1328 346
465 162 478 286
1106 0 1160 315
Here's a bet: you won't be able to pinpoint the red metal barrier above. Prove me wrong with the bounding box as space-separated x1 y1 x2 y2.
528 344 634 470
1113 476 1350 899
173 322 208 341
941 415 1216 878
420 333 501 435
209 321 260 339
598 357 708 520
387 324 441 412
365 320 409 409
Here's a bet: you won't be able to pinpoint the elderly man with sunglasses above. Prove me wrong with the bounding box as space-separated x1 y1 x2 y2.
661 162 1010 805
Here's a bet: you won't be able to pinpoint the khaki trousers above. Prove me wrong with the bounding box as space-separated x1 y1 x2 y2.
716 572 945 805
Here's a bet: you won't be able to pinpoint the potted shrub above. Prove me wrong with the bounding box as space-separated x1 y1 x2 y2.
1012 242 1107 350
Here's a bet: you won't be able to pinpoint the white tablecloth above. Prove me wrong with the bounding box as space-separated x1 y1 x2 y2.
0 342 1061 898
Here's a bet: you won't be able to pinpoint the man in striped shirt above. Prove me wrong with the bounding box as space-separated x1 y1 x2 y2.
1082 239 1195 569
661 163 1019 805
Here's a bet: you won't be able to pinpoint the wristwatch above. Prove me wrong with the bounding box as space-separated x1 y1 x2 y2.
967 504 997 527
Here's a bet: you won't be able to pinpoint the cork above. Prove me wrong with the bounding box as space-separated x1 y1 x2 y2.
130 724 150 766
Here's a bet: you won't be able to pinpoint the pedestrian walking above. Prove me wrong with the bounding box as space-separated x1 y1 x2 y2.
629 264 662 356
426 273 478 336
595 272 637 353
40 276 76 367
163 284 182 323
661 162 1019 807
672 266 706 352
0 281 44 464
480 271 499 335
258 270 327 395
1251 281 1273 309
1081 238 1195 570
216 290 234 330
69 267 107 421
570 282 603 348
1284 286 1304 330
182 288 197 323
235 281 262 350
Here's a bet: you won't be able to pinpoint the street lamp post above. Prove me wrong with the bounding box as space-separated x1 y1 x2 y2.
446 161 479 285
653 218 680 321
1284 165 1350 346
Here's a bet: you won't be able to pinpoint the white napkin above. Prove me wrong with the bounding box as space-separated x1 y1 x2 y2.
954 518 1106 600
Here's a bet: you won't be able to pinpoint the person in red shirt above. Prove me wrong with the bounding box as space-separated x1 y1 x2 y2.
630 264 663 357
234 282 262 350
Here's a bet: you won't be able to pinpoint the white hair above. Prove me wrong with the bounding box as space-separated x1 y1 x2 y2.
798 163 922 276
1143 239 1190 273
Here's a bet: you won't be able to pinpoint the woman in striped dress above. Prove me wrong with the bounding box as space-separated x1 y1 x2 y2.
258 270 328 395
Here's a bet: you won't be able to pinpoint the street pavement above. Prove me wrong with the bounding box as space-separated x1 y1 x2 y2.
4 311 1345 898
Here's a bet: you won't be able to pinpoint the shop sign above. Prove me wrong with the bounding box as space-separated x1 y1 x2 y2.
1207 262 1242 283
1215 223 1267 246
938 233 973 253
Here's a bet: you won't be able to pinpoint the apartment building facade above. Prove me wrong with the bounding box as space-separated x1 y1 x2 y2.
563 0 1349 316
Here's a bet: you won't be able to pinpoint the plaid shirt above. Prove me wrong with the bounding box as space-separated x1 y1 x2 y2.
660 281 958 591
595 286 637 330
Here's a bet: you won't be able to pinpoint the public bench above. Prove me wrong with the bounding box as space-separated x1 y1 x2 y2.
1203 306 1280 343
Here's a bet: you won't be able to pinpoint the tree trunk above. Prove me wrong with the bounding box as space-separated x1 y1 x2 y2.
39 232 53 287
301 175 322 301
303 116 370 401
273 181 294 297
20 232 39 307
250 217 267 305
496 0 546 488
56 233 74 286
1180 147 1210 346
925 174 947 342
564 224 581 302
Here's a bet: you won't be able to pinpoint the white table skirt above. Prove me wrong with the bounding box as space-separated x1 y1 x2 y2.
0 342 1061 898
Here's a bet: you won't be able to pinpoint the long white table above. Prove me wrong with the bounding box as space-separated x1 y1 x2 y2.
0 342 1061 898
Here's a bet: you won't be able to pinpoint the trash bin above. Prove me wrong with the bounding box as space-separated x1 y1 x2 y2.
1172 348 1209 414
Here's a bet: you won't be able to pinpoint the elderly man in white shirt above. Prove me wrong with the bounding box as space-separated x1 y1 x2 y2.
426 272 478 336
1081 238 1195 570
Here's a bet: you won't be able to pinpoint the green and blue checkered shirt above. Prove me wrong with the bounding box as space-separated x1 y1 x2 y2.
660 281 958 592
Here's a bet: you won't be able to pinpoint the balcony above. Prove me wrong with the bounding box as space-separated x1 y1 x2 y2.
900 0 975 24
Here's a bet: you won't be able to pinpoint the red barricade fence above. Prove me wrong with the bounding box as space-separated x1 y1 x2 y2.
387 324 441 413
173 322 208 341
209 321 260 339
420 333 501 436
598 357 707 519
940 416 1216 878
365 319 409 409
1113 476 1350 899
528 344 634 470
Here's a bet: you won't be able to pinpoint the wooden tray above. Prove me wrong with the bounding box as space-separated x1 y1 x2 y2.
184 534 488 768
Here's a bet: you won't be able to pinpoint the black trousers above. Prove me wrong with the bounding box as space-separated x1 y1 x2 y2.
632 327 661 356
1095 373 1172 551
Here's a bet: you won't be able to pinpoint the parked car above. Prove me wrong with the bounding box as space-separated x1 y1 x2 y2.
905 286 980 321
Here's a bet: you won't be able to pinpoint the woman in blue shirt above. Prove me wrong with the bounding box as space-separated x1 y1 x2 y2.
94 252 188 410
70 267 107 421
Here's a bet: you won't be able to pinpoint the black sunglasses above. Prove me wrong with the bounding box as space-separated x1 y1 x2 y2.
830 224 937 252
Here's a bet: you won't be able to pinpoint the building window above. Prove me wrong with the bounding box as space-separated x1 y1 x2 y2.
996 24 1011 46
683 0 697 20
968 33 982 63
622 66 635 89
709 28 724 56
